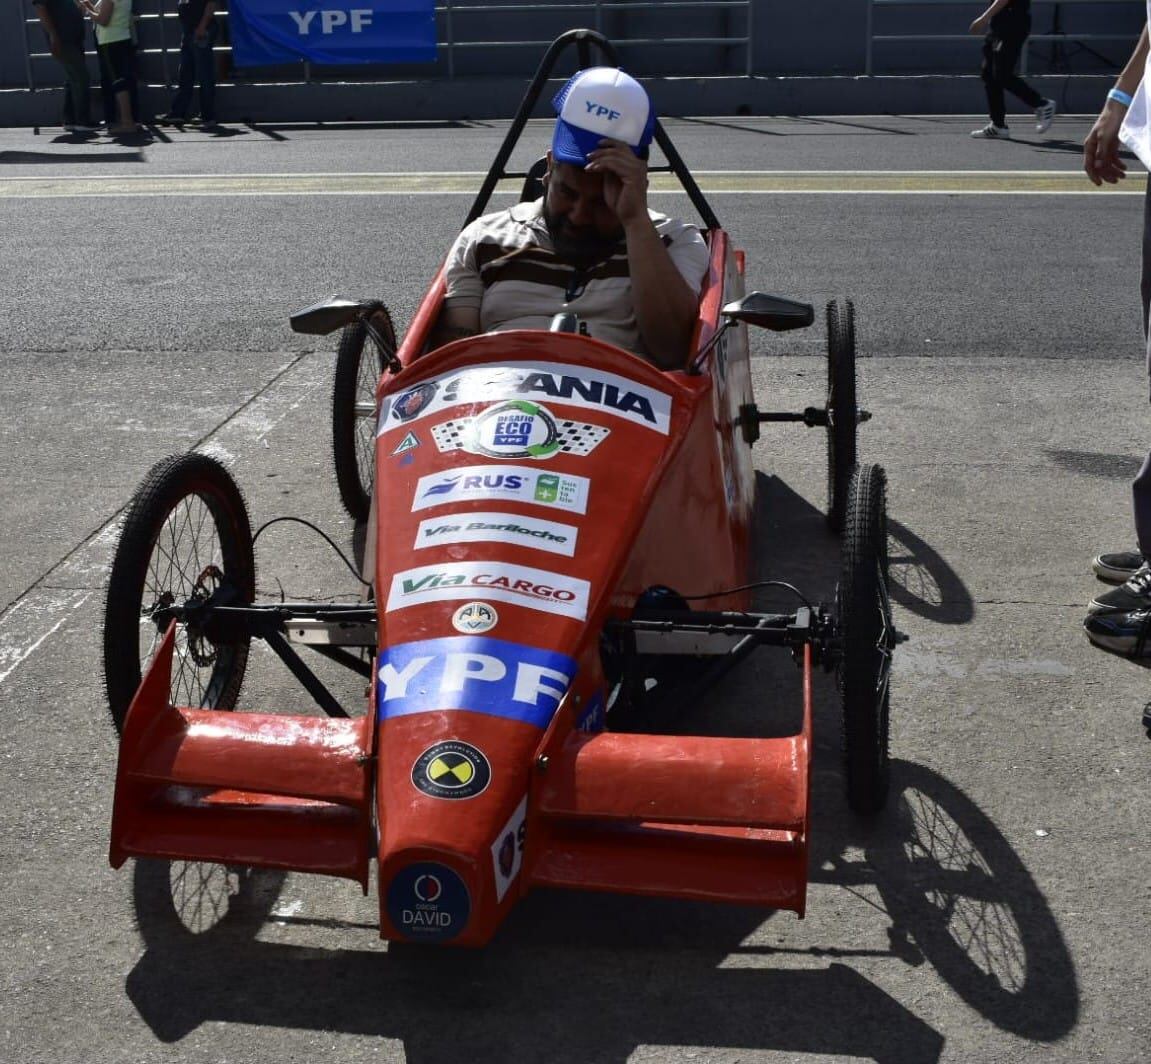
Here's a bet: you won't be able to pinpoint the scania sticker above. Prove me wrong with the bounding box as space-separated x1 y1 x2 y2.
412 739 492 800
376 636 576 728
491 796 527 903
412 465 589 515
390 381 438 422
432 406 609 460
391 431 420 456
387 561 590 620
452 601 498 634
386 862 470 941
378 362 671 435
415 511 578 558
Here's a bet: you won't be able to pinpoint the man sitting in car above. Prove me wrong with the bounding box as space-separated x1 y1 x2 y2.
430 67 710 370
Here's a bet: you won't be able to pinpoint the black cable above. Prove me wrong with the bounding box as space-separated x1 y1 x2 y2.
679 580 813 610
252 516 371 587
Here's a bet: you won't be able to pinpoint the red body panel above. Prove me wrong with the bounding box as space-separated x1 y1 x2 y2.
109 232 813 945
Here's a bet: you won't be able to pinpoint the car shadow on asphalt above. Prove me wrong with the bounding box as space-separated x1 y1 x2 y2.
117 471 1076 1058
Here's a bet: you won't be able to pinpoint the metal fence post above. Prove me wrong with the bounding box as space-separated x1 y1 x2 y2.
445 0 455 80
21 3 37 92
865 0 874 76
157 0 172 89
746 0 754 76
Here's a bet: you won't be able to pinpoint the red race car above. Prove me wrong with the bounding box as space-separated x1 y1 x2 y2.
103 31 897 947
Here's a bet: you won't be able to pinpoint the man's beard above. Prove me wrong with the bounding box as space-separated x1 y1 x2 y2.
543 203 623 268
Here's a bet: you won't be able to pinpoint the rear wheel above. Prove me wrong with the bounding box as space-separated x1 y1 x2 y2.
826 299 859 533
103 452 255 734
837 463 893 814
332 308 394 522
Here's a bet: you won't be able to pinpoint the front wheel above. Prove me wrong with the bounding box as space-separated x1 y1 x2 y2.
837 463 893 815
332 308 394 522
103 452 255 734
826 299 859 533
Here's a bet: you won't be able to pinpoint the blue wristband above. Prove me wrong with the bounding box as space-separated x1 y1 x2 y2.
1108 88 1134 107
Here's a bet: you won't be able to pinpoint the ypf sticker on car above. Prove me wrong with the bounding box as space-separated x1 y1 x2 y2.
387 561 590 621
376 636 575 728
431 401 609 460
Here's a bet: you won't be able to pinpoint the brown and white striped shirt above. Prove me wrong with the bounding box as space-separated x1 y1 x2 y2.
442 199 710 358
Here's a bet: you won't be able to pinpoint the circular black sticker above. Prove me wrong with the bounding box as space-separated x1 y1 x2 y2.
412 740 492 800
386 862 471 941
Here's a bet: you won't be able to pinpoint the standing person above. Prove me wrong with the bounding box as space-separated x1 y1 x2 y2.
969 0 1056 139
158 1 221 131
31 0 96 133
1081 17 1151 657
79 0 139 135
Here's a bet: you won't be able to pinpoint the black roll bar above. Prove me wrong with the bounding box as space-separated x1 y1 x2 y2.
463 28 721 232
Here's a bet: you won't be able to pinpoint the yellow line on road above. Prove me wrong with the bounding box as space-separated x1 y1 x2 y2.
0 170 1143 198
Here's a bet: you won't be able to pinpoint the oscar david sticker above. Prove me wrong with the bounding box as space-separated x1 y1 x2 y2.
452 601 498 634
412 739 492 800
391 381 438 422
385 861 470 941
491 796 527 902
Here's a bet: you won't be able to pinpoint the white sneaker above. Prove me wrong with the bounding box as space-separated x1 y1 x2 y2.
1035 99 1056 134
971 123 1010 139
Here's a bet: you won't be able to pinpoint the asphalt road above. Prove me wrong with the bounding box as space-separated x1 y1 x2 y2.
1 114 1149 1064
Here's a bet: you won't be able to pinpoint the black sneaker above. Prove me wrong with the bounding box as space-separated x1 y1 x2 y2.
1092 550 1144 584
1089 562 1151 613
1084 608 1151 659
156 113 186 127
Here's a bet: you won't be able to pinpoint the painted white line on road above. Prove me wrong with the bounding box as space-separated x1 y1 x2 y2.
0 590 92 685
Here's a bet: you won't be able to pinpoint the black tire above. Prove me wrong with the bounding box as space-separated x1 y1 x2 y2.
103 453 255 734
837 463 893 815
332 309 394 522
826 299 859 533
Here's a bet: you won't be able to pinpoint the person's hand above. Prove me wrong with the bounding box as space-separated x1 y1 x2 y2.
969 15 990 34
1083 105 1129 185
585 139 649 226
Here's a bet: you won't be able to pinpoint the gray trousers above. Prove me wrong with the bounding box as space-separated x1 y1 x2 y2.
1135 180 1151 556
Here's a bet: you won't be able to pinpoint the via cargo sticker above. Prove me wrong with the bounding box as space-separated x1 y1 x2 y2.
379 362 670 435
387 561 589 621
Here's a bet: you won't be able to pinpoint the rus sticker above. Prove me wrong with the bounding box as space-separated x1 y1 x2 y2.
412 465 589 515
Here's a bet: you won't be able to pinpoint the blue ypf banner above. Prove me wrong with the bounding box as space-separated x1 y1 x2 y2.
229 0 436 67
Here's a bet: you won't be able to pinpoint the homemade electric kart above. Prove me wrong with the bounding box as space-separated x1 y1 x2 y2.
104 31 898 946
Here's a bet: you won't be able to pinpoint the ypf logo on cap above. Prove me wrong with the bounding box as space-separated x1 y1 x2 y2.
552 67 655 166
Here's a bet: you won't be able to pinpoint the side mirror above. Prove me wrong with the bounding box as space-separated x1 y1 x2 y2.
721 293 814 332
290 297 379 336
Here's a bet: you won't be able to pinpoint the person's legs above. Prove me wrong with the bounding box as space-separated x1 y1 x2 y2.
994 29 1044 110
96 41 116 126
194 24 218 123
980 36 1007 127
56 38 93 127
168 25 196 119
105 39 137 130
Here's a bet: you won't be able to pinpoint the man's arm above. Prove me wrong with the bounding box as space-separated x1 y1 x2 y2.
196 1 218 43
80 0 115 28
970 0 1010 34
1084 23 1149 185
586 141 698 369
427 302 480 349
32 3 62 57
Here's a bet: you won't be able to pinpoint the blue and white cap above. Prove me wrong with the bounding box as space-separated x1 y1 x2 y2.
551 67 656 166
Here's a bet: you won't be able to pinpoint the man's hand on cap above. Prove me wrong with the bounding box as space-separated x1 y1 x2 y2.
585 139 649 226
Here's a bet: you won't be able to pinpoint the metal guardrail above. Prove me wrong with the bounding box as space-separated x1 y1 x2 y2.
18 0 754 93
865 0 1144 77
